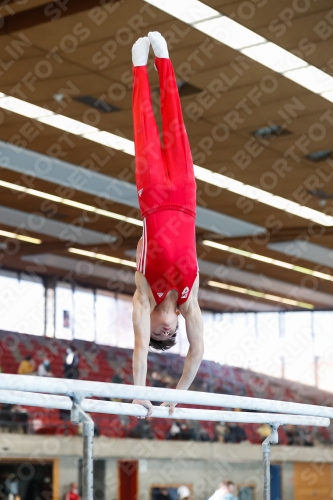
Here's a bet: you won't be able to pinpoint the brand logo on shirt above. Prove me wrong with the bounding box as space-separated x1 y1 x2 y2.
157 292 164 298
138 188 143 197
181 287 189 299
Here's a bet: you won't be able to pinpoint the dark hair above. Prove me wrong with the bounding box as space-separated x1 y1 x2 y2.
222 481 235 488
149 322 179 352
25 355 32 361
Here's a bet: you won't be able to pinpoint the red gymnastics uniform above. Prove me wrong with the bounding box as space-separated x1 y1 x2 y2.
65 493 80 500
133 57 198 305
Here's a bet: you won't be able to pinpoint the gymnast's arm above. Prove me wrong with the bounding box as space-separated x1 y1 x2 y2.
178 279 204 391
161 279 204 415
131 247 154 416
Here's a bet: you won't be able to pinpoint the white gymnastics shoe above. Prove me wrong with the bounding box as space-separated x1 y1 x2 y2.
132 36 150 66
148 31 169 58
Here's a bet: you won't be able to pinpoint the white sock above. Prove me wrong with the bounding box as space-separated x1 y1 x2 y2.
132 37 150 66
148 31 169 59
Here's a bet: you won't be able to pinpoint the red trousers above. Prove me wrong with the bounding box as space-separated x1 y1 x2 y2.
132 57 196 219
132 57 198 305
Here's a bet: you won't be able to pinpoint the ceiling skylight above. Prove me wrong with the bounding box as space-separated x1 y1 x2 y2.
144 0 333 101
208 280 314 309
203 240 333 282
195 16 266 49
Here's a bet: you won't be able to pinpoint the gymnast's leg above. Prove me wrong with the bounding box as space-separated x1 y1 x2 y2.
132 37 166 218
148 32 196 216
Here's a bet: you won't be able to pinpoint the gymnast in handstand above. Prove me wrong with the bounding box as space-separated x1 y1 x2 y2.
132 32 204 416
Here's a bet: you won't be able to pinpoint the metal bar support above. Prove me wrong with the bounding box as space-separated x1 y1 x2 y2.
262 424 279 500
70 395 94 500
1 374 333 418
0 390 329 428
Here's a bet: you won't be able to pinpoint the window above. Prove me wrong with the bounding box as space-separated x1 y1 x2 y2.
1 266 331 391
253 313 281 378
283 312 314 386
73 287 95 342
313 311 333 391
17 275 45 336
55 283 73 340
116 294 134 349
202 311 223 363
0 270 21 333
95 290 117 346
0 271 45 335
177 315 188 357
45 286 55 338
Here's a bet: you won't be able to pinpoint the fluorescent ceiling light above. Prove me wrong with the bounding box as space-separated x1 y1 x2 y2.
82 131 135 155
196 16 266 49
0 94 53 119
203 240 333 282
321 89 333 102
0 228 41 244
0 89 332 226
68 247 137 268
283 66 333 94
38 114 99 135
143 0 218 24
241 42 308 73
208 280 314 310
122 142 136 156
194 166 333 226
0 180 143 227
144 0 333 100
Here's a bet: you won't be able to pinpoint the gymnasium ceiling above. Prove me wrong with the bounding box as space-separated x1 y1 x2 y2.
0 0 333 311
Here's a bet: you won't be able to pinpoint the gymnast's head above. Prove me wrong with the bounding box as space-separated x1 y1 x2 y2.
149 306 180 351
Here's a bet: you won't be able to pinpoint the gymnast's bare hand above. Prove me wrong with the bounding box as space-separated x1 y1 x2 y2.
160 402 177 416
132 399 153 418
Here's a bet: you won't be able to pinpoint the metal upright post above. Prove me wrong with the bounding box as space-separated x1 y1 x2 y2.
262 424 279 500
82 420 94 500
71 396 95 500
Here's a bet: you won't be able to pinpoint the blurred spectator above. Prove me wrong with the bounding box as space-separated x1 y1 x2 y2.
151 371 164 388
1 474 19 499
18 355 35 375
0 404 28 434
178 485 190 499
179 421 195 441
12 404 28 434
129 418 153 439
256 424 271 442
226 481 238 500
112 368 124 384
285 425 301 446
161 375 173 388
313 426 329 446
77 415 100 438
202 380 213 393
215 422 229 443
298 427 314 447
166 421 181 440
118 414 130 429
38 359 53 377
198 427 211 442
224 423 247 444
65 482 81 500
208 481 237 500
191 420 210 441
156 489 171 500
64 346 79 379
166 420 195 440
